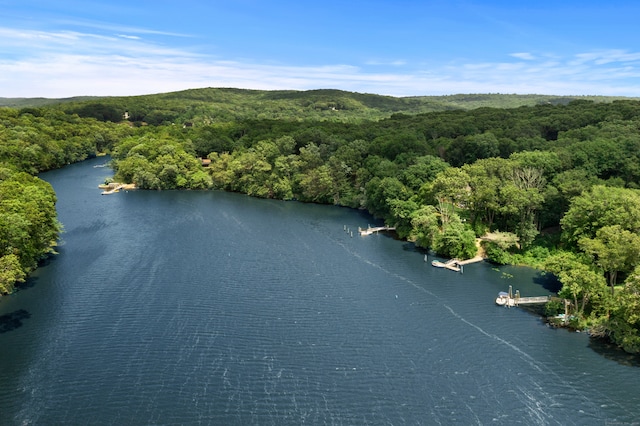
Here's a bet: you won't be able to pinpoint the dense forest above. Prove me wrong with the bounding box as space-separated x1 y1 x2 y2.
2 88 640 354
0 107 132 294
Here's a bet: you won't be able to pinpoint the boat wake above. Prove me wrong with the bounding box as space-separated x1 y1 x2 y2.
327 227 633 423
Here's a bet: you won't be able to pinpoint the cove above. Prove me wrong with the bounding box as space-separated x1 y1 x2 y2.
1 156 639 425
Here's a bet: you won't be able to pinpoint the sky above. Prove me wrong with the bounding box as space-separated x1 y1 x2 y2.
2 0 640 98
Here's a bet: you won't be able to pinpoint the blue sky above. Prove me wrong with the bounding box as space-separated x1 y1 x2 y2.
2 0 640 98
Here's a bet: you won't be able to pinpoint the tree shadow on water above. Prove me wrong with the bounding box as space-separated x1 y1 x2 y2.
402 242 422 253
533 271 562 293
15 276 39 291
588 338 640 367
0 309 31 334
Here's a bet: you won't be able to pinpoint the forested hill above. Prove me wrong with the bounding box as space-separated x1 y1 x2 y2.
3 88 635 125
3 88 640 354
0 96 100 108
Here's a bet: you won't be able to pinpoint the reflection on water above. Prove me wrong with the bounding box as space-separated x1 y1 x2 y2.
588 338 640 367
0 309 30 334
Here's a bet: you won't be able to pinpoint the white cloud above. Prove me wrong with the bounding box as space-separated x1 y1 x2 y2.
364 59 407 67
510 52 536 60
117 34 141 40
57 19 193 38
2 26 640 98
572 50 640 66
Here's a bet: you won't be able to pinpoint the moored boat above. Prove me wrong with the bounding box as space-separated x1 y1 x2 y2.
495 291 511 306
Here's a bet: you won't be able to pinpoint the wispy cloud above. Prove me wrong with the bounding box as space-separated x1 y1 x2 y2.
365 59 407 67
56 19 194 38
2 26 640 98
117 34 141 40
572 50 640 66
510 52 536 61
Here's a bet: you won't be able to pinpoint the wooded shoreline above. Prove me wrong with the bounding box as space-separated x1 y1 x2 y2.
2 88 640 354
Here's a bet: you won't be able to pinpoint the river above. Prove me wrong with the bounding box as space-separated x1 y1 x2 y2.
1 157 639 425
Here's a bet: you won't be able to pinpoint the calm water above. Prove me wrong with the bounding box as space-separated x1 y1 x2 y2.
1 157 639 425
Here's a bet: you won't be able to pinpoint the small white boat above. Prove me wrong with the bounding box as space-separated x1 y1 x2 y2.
495 291 513 306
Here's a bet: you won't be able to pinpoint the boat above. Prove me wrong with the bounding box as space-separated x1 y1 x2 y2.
495 291 512 306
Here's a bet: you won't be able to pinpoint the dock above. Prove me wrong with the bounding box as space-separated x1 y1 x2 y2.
431 255 484 273
358 226 396 236
496 285 550 307
431 258 461 272
101 184 124 195
457 256 484 265
99 182 136 195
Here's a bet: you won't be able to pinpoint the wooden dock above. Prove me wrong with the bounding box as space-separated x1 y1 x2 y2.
431 258 461 272
100 183 136 195
496 285 550 307
457 256 484 265
516 296 551 305
358 226 396 236
431 255 484 273
101 184 124 195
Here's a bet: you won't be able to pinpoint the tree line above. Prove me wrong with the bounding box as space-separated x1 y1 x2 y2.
108 98 640 353
2 91 640 353
0 107 131 294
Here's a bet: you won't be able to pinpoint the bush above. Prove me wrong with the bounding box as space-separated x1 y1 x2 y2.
544 299 564 317
483 241 514 265
472 222 489 238
434 222 477 259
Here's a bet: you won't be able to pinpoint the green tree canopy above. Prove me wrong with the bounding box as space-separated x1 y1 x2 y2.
579 225 640 294
561 186 640 246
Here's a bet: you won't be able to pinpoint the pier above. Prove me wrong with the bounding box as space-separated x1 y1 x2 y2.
431 258 461 272
496 285 551 307
431 255 484 273
358 226 396 236
101 184 125 195
99 182 137 195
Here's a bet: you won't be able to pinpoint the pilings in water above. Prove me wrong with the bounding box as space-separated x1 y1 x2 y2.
495 285 551 307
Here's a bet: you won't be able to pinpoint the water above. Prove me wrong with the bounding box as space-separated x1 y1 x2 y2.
1 157 639 425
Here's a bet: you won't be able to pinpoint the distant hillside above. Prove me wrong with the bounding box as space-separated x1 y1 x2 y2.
0 96 100 108
2 88 637 124
408 93 634 109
